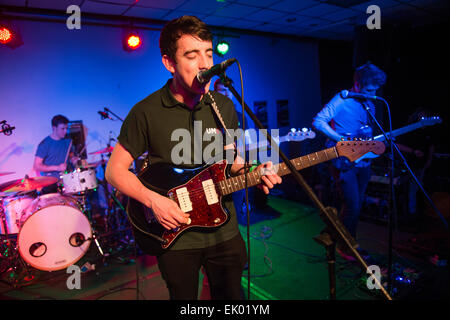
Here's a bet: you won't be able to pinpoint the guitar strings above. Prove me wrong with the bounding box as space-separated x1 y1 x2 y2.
167 159 306 201
166 148 340 200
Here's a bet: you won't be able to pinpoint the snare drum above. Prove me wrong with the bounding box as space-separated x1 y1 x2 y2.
18 193 92 271
1 195 33 235
61 168 98 194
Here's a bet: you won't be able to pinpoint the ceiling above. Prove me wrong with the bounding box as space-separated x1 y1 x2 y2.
1 0 449 40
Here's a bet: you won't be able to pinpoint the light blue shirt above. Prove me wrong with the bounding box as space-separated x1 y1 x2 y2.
313 90 376 167
313 90 375 137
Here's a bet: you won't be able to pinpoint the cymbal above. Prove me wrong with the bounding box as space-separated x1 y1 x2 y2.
0 171 15 177
89 146 114 155
0 176 58 193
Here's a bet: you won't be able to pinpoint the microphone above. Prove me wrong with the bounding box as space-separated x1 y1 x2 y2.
196 58 237 84
98 111 113 120
340 90 380 100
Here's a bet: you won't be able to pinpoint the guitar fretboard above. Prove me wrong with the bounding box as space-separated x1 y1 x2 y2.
374 118 441 142
219 146 339 195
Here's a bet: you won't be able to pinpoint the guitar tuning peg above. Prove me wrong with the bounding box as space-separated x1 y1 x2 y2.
301 127 308 133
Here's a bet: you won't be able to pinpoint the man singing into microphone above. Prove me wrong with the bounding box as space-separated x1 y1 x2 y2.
105 15 281 300
312 62 386 261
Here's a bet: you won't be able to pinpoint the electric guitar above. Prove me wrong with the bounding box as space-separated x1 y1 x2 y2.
127 140 385 255
355 116 441 163
328 116 442 170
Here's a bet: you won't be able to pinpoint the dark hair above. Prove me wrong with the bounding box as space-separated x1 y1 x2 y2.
51 114 69 127
159 15 213 61
354 62 387 88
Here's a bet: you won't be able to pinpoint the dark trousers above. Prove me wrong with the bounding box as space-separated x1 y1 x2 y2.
156 234 247 300
338 166 371 238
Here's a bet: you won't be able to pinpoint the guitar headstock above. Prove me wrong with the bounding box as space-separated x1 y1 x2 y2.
286 128 316 141
335 140 385 162
419 116 442 127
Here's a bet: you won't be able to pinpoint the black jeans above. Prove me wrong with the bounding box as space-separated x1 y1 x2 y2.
156 234 247 300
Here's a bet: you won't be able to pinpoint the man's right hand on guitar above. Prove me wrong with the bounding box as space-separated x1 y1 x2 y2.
148 192 191 230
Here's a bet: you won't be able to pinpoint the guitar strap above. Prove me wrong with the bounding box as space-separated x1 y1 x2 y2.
207 91 234 142
207 91 240 161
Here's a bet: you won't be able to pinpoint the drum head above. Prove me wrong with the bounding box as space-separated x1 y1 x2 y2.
18 204 92 271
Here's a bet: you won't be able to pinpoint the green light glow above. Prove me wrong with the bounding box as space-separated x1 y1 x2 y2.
216 41 229 55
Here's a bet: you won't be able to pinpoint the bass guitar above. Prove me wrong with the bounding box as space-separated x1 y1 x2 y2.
128 140 385 255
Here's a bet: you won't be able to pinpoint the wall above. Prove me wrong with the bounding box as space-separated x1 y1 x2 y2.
0 19 321 183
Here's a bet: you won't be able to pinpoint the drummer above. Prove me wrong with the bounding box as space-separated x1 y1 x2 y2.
33 115 80 193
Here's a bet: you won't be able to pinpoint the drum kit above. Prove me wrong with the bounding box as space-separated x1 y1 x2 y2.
0 145 127 286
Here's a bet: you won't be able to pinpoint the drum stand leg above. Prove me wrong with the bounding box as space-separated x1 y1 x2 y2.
92 231 105 257
78 195 107 258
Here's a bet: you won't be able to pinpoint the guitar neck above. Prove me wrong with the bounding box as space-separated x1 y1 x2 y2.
220 146 339 195
374 122 426 142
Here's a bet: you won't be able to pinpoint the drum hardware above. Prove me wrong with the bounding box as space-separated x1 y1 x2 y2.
76 194 105 257
0 194 36 287
0 147 133 283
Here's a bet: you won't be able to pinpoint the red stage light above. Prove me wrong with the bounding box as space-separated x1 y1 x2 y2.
0 27 13 44
127 34 141 49
122 28 143 52
0 22 23 49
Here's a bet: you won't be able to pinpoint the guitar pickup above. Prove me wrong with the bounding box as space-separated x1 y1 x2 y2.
176 187 193 212
202 179 219 205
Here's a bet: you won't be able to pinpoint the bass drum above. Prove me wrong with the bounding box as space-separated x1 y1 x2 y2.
18 193 92 271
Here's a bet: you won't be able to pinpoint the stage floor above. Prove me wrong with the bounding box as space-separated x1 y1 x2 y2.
1 196 449 301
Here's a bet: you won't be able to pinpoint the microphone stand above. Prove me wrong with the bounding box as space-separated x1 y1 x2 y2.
221 73 392 300
360 99 448 294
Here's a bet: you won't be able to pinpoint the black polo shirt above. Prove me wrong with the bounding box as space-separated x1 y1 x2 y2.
118 79 240 251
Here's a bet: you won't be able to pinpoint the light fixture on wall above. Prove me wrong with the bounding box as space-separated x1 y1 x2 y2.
0 21 23 49
215 39 230 56
122 28 143 52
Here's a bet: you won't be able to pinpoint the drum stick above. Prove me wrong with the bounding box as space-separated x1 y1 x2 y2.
64 140 73 166
78 144 87 157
